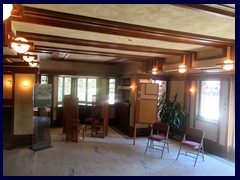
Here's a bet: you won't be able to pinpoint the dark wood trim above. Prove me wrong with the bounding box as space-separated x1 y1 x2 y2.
3 62 32 67
219 4 235 10
185 53 193 67
16 31 193 56
195 47 227 61
230 45 235 60
186 73 232 81
33 45 159 61
175 4 235 18
3 66 39 74
10 6 234 47
12 134 32 147
11 4 24 19
128 125 150 137
3 19 15 46
3 99 13 107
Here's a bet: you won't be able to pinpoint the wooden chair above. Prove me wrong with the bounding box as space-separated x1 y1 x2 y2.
145 123 170 158
176 127 205 166
84 105 102 131
91 119 104 138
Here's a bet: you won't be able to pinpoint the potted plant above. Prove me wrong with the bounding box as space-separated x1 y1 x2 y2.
158 92 185 138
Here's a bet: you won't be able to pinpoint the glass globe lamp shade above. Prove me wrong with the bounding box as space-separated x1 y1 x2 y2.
3 4 13 21
11 37 30 54
178 65 187 73
223 60 234 71
29 61 38 67
152 68 159 75
22 52 35 62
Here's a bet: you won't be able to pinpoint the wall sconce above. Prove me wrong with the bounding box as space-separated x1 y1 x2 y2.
3 4 13 21
21 52 38 62
190 87 195 93
216 60 235 71
178 65 187 73
7 80 12 85
9 37 34 54
130 85 136 90
23 81 29 87
29 61 39 67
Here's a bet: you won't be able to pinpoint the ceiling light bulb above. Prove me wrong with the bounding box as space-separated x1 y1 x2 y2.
3 4 13 21
22 52 35 62
152 68 159 75
178 65 187 73
11 37 30 54
223 60 234 71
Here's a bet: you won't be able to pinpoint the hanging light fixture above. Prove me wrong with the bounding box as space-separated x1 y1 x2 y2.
151 59 161 75
3 4 13 21
222 60 234 71
178 65 187 73
21 52 38 62
10 37 34 54
216 59 235 71
152 67 159 75
29 61 39 67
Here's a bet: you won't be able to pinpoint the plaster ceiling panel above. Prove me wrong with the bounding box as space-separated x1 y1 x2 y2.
66 54 114 62
12 21 205 51
22 4 235 39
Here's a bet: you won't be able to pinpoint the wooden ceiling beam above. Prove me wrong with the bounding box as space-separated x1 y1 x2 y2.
32 45 159 61
11 6 234 47
174 4 235 18
16 31 191 56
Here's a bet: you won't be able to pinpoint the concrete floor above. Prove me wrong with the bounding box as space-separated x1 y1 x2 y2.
3 127 235 176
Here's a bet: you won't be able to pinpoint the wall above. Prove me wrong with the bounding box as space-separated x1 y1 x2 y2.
169 80 185 107
3 74 13 99
14 73 35 135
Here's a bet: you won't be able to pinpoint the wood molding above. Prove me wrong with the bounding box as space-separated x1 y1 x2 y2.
16 31 192 56
3 66 39 73
175 4 235 18
10 6 234 47
33 45 159 61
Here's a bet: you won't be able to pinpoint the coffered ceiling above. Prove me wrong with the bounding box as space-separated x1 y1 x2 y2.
3 4 235 71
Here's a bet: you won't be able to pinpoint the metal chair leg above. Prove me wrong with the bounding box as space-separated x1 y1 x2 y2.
145 139 150 154
176 145 182 160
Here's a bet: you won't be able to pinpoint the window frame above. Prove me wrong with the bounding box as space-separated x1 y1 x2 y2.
108 78 116 105
77 77 97 106
197 80 221 124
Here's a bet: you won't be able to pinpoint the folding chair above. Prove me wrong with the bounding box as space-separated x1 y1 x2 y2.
145 123 170 158
176 127 205 166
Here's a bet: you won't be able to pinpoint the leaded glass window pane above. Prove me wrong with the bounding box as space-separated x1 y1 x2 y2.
200 81 220 120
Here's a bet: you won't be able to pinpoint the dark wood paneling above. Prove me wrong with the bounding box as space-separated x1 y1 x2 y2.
11 6 234 47
3 107 13 149
128 125 151 137
13 134 32 147
17 31 193 56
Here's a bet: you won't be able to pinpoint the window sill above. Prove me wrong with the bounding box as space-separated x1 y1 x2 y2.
196 117 219 125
